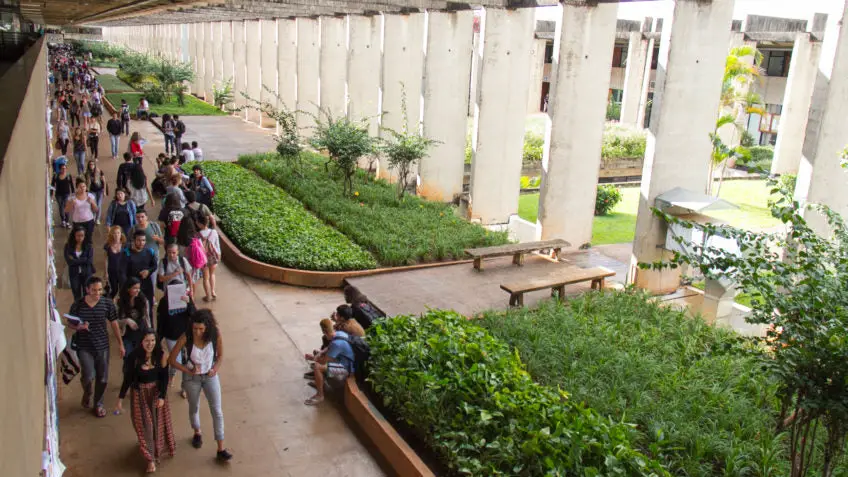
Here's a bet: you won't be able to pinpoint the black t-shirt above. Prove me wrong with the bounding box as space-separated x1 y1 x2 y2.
107 119 122 135
112 202 132 227
52 174 74 196
157 296 195 341
116 162 134 190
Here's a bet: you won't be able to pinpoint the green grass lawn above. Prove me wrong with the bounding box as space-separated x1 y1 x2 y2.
106 92 227 117
518 180 781 245
96 74 136 93
91 61 120 68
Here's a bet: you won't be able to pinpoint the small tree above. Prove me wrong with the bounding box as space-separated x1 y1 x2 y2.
153 58 194 104
641 180 848 477
378 88 438 198
309 108 375 196
237 88 303 175
212 78 234 110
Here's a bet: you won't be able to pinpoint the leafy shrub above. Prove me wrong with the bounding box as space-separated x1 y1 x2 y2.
738 145 774 172
522 132 544 164
212 78 234 110
602 123 647 161
519 176 541 189
606 101 622 121
195 161 376 271
140 83 166 105
368 309 667 476
595 184 622 216
778 173 796 197
309 109 376 196
479 293 781 476
238 152 509 266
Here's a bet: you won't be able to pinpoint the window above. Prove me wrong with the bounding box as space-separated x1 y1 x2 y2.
758 104 783 134
764 50 791 77
544 42 554 64
651 47 660 70
612 45 627 68
608 89 624 103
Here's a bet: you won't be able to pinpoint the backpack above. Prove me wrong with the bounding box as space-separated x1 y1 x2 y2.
354 303 384 329
156 256 190 290
332 335 370 376
187 237 207 269
201 232 219 262
175 120 186 135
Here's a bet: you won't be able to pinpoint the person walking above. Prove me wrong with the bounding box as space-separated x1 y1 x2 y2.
69 99 80 127
129 132 145 165
85 160 108 225
65 178 98 247
174 115 185 148
67 276 121 418
120 99 131 135
168 309 233 462
156 278 195 399
51 163 74 228
117 152 135 191
196 215 219 302
104 226 126 300
122 231 157 315
105 188 137 238
80 97 92 128
133 209 165 262
162 114 176 155
128 164 155 212
57 119 70 155
72 127 86 175
116 277 152 360
107 112 122 160
115 329 177 473
87 121 101 160
64 225 95 301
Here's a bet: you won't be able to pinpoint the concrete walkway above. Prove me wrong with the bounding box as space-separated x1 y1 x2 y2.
53 115 385 476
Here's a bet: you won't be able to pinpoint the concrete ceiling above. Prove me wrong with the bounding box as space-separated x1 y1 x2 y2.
18 0 568 27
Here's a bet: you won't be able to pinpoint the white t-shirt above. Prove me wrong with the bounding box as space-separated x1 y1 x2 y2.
192 147 203 161
181 149 195 163
199 228 220 256
140 100 149 110
188 342 214 374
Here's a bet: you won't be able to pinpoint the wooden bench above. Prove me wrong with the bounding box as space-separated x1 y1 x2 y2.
465 239 571 271
500 266 616 307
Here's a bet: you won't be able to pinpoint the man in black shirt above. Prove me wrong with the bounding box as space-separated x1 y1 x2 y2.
174 115 186 148
123 230 158 314
106 112 122 160
68 276 120 417
116 152 134 190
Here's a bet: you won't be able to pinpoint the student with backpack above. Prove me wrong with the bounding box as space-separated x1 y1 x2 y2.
173 115 186 147
195 215 220 302
120 99 131 135
156 281 196 398
162 114 176 155
343 285 385 329
304 318 364 406
167 309 233 462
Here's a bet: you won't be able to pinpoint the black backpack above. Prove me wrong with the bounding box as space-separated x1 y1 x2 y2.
175 120 186 135
333 335 370 376
353 302 385 329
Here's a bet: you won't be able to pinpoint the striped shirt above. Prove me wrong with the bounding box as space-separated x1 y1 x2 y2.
69 297 118 352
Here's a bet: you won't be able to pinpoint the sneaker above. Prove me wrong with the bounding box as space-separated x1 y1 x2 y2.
303 371 315 379
216 449 233 462
191 433 203 449
95 219 101 225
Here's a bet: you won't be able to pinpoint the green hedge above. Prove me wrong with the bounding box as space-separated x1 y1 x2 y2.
479 292 781 476
238 152 509 266
197 162 377 271
96 74 136 93
602 123 646 161
106 92 226 117
368 310 667 476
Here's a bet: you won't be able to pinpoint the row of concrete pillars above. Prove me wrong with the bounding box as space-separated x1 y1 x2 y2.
103 0 848 293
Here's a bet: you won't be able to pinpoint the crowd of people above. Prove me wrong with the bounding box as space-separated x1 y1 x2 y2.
49 44 229 473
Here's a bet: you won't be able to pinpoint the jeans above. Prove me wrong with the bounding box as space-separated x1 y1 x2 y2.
58 138 69 155
70 113 80 127
122 119 130 135
69 267 88 301
175 134 183 151
92 190 103 222
110 134 120 157
78 348 110 407
164 134 176 154
163 338 184 380
56 194 70 224
73 150 85 175
183 373 225 441
89 138 99 159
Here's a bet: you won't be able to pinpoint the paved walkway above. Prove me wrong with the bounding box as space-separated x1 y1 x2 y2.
53 114 384 476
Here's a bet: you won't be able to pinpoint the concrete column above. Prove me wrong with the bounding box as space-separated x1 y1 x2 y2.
379 12 426 180
347 15 382 135
419 10 474 202
233 20 248 117
636 17 658 128
204 22 215 103
245 19 262 124
630 0 735 293
771 33 821 175
195 23 206 97
260 19 278 128
796 3 848 234
277 18 298 112
320 16 348 119
296 17 320 136
620 29 649 125
537 2 618 247
220 22 234 111
468 8 535 225
527 39 547 113
213 22 224 86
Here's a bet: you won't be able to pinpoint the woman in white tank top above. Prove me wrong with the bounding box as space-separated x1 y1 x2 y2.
168 309 233 462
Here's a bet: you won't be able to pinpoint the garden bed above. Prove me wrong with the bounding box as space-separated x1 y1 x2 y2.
198 162 377 271
106 92 226 117
367 309 666 476
96 73 136 93
478 292 781 476
239 152 510 266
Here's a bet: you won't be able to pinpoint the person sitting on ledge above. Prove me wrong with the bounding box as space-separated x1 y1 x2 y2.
304 318 355 406
136 97 149 120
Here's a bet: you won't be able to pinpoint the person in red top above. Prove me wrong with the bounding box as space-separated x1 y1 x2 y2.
129 132 144 165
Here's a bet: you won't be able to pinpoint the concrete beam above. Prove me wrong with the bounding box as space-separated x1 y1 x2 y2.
468 7 535 225
221 21 235 107
259 19 278 127
537 1 618 247
205 22 216 102
630 0 735 293
320 16 348 119
233 20 248 117
419 10 474 202
347 15 382 135
277 18 298 113
245 19 263 123
296 17 321 136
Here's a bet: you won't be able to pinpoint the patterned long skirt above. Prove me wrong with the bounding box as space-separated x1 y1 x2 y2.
130 382 176 463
